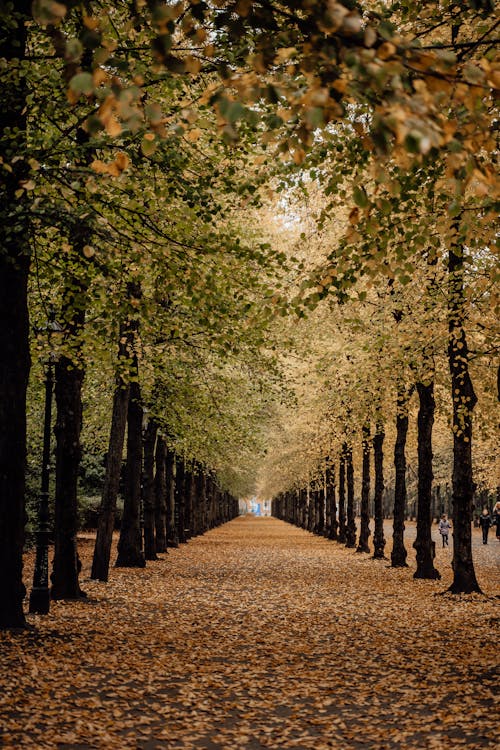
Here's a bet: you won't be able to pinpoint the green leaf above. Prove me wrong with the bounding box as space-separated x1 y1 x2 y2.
69 72 94 96
353 185 369 208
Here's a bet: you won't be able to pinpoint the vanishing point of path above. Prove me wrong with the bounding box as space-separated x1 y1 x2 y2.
1 516 498 750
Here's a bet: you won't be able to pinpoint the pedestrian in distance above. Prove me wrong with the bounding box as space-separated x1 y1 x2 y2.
438 514 452 548
478 507 492 545
492 500 500 542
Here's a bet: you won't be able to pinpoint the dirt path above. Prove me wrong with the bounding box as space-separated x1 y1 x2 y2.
1 516 498 749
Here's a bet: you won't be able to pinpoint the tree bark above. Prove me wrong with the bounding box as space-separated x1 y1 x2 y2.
142 418 158 561
51 344 87 599
414 381 441 579
447 242 480 593
51 244 90 600
116 380 145 568
345 444 356 548
0 2 31 629
357 424 371 553
391 387 409 567
91 331 130 581
338 453 347 543
372 422 386 559
326 461 338 540
175 457 187 543
154 435 168 553
166 449 179 547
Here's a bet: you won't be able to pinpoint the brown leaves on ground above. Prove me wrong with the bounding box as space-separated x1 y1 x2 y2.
1 517 498 749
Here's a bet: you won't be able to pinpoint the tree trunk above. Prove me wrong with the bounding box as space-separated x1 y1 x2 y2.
345 444 356 548
0 2 32 629
184 463 195 540
166 449 179 547
414 381 441 579
154 435 168 553
326 461 338 540
116 380 145 567
176 457 187 543
447 242 480 593
142 419 158 561
91 333 130 581
338 453 347 543
51 279 88 600
357 424 371 553
391 386 409 567
372 422 386 559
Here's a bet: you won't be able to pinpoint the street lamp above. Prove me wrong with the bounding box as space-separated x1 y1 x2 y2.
29 310 64 615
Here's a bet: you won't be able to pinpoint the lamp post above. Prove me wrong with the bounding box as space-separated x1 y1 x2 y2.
29 311 63 615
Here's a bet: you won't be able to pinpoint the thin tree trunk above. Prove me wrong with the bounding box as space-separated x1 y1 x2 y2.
142 418 158 561
0 2 31 629
166 449 179 547
372 421 386 559
176 457 187 543
414 381 441 579
91 329 130 582
154 435 168 553
338 453 347 543
447 242 480 593
357 424 371 553
391 386 409 567
326 461 338 540
116 380 145 568
345 444 356 548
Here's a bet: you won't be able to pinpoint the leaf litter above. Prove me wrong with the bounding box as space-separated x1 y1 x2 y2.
0 516 498 749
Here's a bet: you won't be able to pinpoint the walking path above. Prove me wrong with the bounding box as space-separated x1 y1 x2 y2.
1 516 498 749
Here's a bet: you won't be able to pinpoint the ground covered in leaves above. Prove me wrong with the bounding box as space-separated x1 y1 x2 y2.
1 517 498 749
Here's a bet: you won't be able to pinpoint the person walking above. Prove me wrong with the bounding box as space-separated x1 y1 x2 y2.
438 514 451 548
478 508 492 545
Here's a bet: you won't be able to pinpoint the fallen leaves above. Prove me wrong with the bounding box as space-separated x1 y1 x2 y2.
0 517 498 749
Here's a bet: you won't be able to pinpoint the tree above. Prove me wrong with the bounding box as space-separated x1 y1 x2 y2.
0 1 32 629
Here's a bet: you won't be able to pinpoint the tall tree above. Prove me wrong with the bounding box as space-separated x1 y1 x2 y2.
447 238 480 593
357 424 371 553
142 418 158 561
91 324 131 582
414 379 441 580
0 1 31 629
391 387 410 568
372 421 386 559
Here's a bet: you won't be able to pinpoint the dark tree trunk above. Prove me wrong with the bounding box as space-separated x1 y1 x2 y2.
414 381 441 579
154 435 168 553
338 453 347 543
447 243 480 593
142 419 158 561
51 250 89 600
372 422 386 559
316 483 325 535
345 444 357 548
391 387 409 567
91 331 130 581
176 457 187 543
326 461 338 540
184 463 195 540
116 380 145 568
0 2 31 629
166 449 179 547
357 424 371 553
51 346 87 599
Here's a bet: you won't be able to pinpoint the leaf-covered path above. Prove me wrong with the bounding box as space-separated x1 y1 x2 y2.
1 516 498 749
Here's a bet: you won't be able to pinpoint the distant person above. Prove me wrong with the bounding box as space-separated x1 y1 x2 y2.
438 514 451 547
478 508 492 545
493 501 500 542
